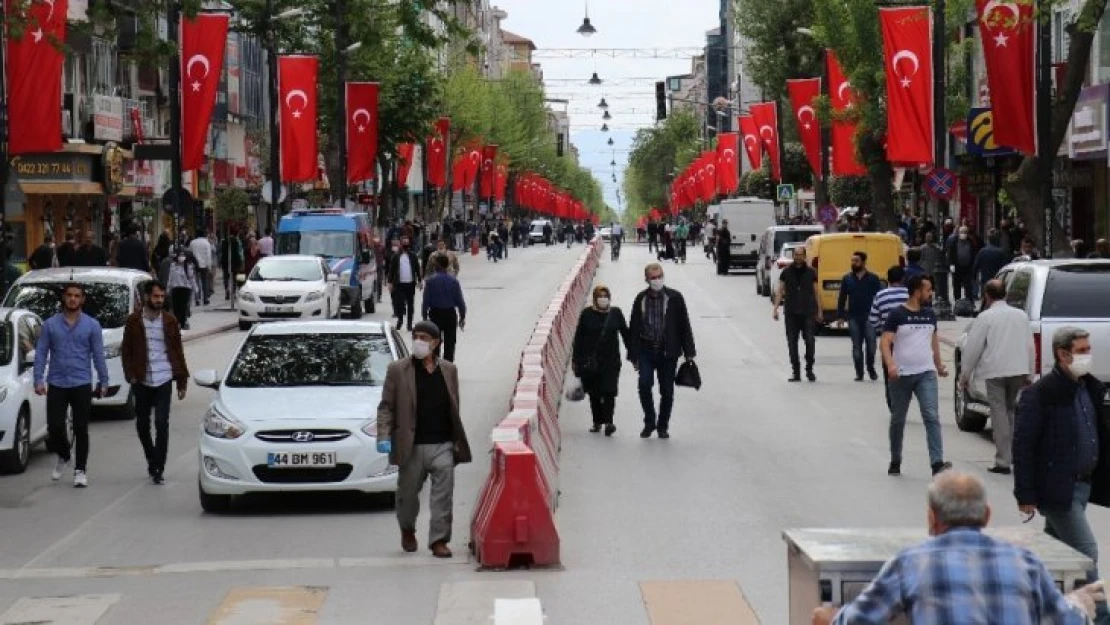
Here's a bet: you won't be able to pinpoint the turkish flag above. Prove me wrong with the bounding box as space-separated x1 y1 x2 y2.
427 117 450 187
716 132 740 193
827 51 868 176
738 116 763 170
977 0 1036 154
750 102 782 181
346 82 379 184
881 7 934 165
494 162 508 202
396 143 415 187
699 151 718 201
787 78 822 177
180 14 228 171
278 56 318 182
479 145 498 198
7 0 68 155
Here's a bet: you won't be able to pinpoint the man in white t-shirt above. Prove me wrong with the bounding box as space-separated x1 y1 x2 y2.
258 229 274 257
188 232 213 306
881 273 951 478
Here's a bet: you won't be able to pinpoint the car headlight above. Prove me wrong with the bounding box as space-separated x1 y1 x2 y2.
238 290 256 303
203 406 246 439
360 420 378 438
305 290 325 302
104 343 121 359
340 269 352 285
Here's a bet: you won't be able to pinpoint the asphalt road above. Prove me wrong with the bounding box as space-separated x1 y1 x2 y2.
1 241 1107 625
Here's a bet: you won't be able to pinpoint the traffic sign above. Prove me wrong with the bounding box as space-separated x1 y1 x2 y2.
925 168 957 200
818 204 838 226
776 184 795 202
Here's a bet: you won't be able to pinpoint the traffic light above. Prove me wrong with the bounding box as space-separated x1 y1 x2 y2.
655 81 667 121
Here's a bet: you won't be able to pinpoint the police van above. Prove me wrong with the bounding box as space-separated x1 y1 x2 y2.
276 208 378 317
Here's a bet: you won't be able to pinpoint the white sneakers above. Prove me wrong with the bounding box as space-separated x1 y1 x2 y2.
51 457 69 481
73 470 88 488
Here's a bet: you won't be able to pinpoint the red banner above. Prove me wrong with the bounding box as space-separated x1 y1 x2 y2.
787 78 822 177
715 132 740 193
976 0 1036 154
427 117 450 187
7 0 68 155
827 50 868 176
479 145 498 199
750 102 781 181
699 151 717 201
880 7 934 165
396 143 415 188
346 82 379 184
494 162 508 202
278 56 318 182
180 14 228 171
738 115 763 171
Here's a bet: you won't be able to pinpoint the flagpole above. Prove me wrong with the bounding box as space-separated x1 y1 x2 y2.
932 0 947 222
267 0 281 228
335 0 348 208
0 24 8 297
169 2 184 243
1036 0 1053 257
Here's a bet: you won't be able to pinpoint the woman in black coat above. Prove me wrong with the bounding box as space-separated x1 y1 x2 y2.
572 284 631 436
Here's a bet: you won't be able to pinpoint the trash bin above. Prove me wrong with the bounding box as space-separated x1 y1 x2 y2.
782 527 1093 625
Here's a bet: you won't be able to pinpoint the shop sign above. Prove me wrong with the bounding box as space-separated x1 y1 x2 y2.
103 142 125 195
1069 84 1108 159
967 108 1014 157
10 153 95 182
964 171 994 198
92 95 124 142
1052 165 1093 188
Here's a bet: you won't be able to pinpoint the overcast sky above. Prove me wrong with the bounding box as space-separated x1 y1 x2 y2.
491 0 721 214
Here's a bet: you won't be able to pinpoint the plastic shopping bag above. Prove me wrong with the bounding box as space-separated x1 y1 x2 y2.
564 376 586 402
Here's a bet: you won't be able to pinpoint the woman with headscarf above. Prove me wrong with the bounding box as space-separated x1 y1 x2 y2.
572 285 631 436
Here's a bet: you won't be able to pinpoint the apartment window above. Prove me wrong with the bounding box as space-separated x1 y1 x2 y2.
668 77 682 92
87 38 117 95
1099 14 1110 83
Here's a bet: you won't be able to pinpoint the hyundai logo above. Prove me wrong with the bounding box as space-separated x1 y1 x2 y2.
291 431 315 442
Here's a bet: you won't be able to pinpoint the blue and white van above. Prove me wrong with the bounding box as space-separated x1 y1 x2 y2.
276 208 378 317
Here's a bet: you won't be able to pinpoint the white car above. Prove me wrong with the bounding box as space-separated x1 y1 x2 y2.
599 227 612 241
529 219 552 244
4 268 153 416
236 255 341 331
768 243 806 299
193 320 407 512
0 308 47 474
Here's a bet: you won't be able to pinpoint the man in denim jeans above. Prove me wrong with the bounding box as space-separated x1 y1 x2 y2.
880 274 952 477
837 251 883 382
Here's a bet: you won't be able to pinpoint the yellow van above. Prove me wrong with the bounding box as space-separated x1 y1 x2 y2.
805 232 905 323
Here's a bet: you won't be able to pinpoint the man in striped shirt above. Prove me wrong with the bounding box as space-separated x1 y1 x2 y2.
869 266 908 410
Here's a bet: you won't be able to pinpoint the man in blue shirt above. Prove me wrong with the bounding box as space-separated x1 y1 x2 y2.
837 251 883 382
33 283 110 488
421 254 467 362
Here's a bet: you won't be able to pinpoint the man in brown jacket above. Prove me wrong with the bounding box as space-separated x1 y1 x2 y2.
120 281 189 485
377 320 471 558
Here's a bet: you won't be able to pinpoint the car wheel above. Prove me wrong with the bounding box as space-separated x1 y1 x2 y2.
199 481 232 513
365 296 376 314
238 320 251 331
326 301 332 320
119 388 136 420
954 359 988 433
0 408 31 474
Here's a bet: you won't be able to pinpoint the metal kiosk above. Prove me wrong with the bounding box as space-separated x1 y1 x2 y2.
782 527 1093 625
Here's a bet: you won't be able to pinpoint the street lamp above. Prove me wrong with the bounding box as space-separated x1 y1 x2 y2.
597 97 609 110
601 123 609 132
588 72 602 85
602 110 612 121
607 138 614 146
576 0 597 36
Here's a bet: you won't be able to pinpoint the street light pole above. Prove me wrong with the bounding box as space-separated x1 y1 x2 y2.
932 0 948 221
168 2 184 241
267 0 282 228
1036 0 1053 257
335 0 348 208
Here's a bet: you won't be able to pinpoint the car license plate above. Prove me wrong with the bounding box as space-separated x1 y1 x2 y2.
823 280 841 291
264 306 293 313
267 451 336 468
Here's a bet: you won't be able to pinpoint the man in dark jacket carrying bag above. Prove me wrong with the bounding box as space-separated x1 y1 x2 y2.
1015 326 1110 624
627 263 696 440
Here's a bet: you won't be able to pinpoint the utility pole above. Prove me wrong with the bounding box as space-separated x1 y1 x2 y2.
1036 0 1053 257
334 0 348 208
818 50 830 211
267 0 282 228
169 2 184 242
932 0 948 222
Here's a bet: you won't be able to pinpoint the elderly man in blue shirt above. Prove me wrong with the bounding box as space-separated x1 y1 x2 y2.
421 253 467 362
814 471 1105 625
33 283 110 488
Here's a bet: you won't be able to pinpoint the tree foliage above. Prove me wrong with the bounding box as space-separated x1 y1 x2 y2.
622 110 702 219
829 175 871 209
734 0 822 103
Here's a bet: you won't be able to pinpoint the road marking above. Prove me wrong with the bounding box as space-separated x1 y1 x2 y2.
206 586 327 625
640 580 761 625
433 581 537 625
0 593 121 625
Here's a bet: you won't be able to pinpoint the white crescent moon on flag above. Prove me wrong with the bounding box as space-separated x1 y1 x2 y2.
798 105 816 123
892 50 920 76
42 0 55 22
185 54 210 79
744 135 758 147
838 81 851 102
470 152 480 163
483 159 492 169
982 0 1021 26
285 89 308 110
707 165 716 175
723 148 735 160
759 125 775 140
351 108 371 125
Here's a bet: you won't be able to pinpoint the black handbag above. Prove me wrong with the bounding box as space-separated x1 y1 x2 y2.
675 360 702 390
578 311 611 376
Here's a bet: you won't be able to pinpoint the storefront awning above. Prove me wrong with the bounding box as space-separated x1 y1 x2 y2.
19 181 104 195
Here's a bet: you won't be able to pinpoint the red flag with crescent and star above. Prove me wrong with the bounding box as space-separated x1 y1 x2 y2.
881 7 934 165
7 0 68 155
427 117 450 187
181 14 228 171
827 50 868 176
396 143 415 188
278 56 318 182
715 132 740 193
749 102 782 181
738 116 763 171
976 0 1036 154
787 78 822 177
494 162 508 202
479 145 498 198
345 82 379 184
698 151 717 201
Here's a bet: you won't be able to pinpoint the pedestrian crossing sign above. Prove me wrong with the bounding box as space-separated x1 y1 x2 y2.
776 184 795 202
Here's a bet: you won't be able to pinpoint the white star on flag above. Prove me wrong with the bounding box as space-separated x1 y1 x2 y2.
32 29 43 43
292 110 302 119
191 81 202 92
994 32 1008 47
357 125 366 132
900 77 912 88
804 123 811 130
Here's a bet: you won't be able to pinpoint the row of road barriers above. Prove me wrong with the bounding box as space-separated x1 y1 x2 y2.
469 237 603 569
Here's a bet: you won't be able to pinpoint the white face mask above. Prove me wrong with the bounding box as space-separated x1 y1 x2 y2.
648 278 665 291
1070 353 1093 378
177 256 186 263
411 339 433 360
596 297 610 309
958 233 969 240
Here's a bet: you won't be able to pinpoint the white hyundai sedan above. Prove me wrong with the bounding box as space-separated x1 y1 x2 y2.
236 255 341 331
193 321 407 512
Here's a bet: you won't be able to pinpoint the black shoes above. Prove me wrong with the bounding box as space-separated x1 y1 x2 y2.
788 372 801 382
640 427 655 438
806 370 817 382
987 465 1012 475
888 461 901 476
854 374 864 382
932 461 953 476
604 424 616 437
657 431 670 439
868 368 879 381
589 424 602 433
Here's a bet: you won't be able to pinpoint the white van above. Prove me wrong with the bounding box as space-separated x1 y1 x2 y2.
718 197 776 271
755 224 824 296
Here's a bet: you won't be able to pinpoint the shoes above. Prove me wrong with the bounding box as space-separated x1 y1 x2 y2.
987 465 1012 475
401 530 418 553
429 541 453 558
52 457 69 481
74 470 88 488
888 461 901 476
152 470 165 485
932 461 953 476
182 324 190 331
657 431 670 439
806 370 817 382
868 368 879 381
854 375 864 382
640 427 655 438
788 372 801 382
604 424 616 437
589 424 602 433
203 300 210 306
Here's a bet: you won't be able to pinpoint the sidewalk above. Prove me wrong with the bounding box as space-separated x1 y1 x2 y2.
936 315 974 348
181 299 239 343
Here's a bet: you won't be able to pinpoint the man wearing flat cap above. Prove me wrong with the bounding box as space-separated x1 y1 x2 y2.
377 320 472 558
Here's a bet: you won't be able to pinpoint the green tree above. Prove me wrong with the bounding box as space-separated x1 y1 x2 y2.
829 175 871 208
734 0 823 103
623 110 701 218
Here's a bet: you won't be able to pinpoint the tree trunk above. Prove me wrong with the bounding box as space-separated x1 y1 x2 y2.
860 132 898 232
1004 0 1108 256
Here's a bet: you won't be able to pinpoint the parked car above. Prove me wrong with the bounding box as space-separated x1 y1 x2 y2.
954 259 1110 432
192 320 406 512
3 268 153 417
756 225 824 297
529 219 552 244
0 308 47 474
236 255 341 331
276 207 377 317
599 227 612 241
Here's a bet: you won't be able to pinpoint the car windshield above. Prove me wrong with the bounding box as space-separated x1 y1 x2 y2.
225 333 392 387
780 245 801 259
1041 264 1110 318
276 231 353 258
774 230 818 252
249 259 322 282
3 282 132 329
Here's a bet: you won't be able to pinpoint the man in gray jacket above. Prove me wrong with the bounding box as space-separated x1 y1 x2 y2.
958 279 1034 474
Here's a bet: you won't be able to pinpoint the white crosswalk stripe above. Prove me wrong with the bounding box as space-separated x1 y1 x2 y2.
0 594 121 625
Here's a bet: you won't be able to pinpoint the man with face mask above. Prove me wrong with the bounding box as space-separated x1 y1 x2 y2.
1015 327 1110 624
376 321 472 558
773 246 821 382
627 263 696 439
386 236 422 331
946 226 978 302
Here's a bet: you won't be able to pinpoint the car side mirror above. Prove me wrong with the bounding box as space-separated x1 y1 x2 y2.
193 369 222 389
327 273 339 283
361 250 371 264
